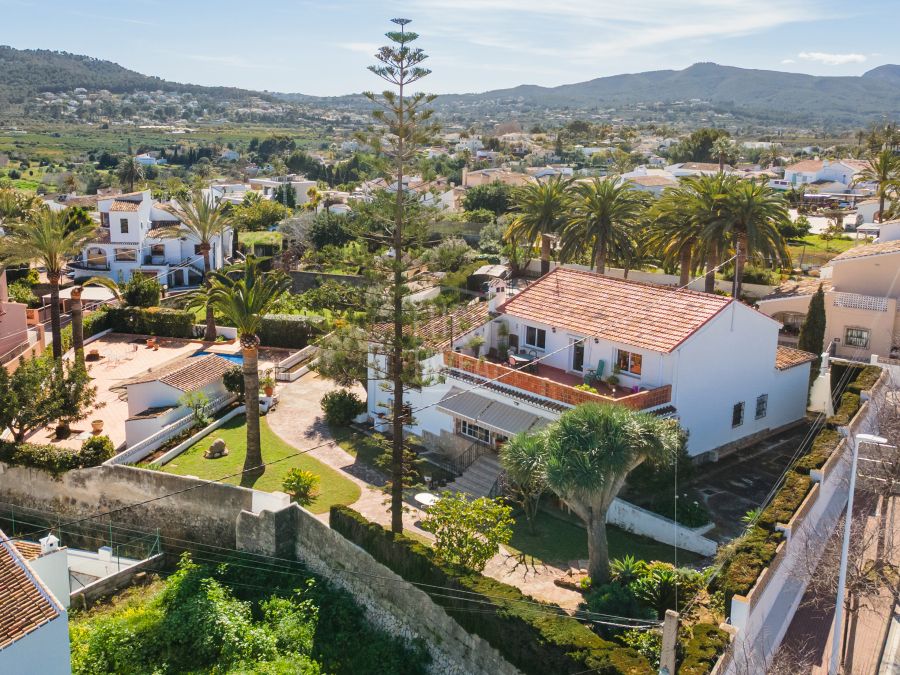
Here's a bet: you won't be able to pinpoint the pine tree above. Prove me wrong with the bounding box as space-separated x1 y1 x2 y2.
798 284 826 381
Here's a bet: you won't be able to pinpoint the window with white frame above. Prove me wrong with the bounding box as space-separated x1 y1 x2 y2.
524 325 546 350
755 394 768 420
844 327 870 349
459 419 490 444
615 349 643 376
732 402 744 427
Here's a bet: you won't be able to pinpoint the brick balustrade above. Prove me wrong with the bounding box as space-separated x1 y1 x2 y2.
443 352 671 411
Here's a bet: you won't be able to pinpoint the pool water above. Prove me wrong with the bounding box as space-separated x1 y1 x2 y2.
191 350 243 365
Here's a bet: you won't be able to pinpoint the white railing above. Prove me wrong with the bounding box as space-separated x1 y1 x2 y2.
275 344 319 382
108 391 236 465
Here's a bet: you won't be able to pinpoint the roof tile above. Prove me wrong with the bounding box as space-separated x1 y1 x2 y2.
498 268 732 353
829 240 900 263
128 354 235 392
0 530 62 650
775 345 817 370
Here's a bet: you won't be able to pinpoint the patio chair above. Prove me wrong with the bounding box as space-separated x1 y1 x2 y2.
584 359 605 385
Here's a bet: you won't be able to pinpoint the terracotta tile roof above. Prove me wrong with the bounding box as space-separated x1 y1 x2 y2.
128 354 235 392
786 159 825 172
829 240 900 263
680 162 729 171
775 345 817 370
12 542 43 561
760 277 832 301
0 530 62 650
109 200 141 212
498 268 732 353
627 175 676 187
373 301 490 351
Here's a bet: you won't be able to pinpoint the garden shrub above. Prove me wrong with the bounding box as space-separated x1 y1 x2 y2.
678 623 729 675
7 280 41 307
330 505 651 674
0 436 114 474
122 274 162 308
320 389 364 427
827 391 860 428
223 366 245 402
715 526 782 609
846 365 881 396
102 306 194 338
583 583 654 627
793 428 842 473
258 314 325 349
756 472 812 531
282 469 320 506
79 435 115 466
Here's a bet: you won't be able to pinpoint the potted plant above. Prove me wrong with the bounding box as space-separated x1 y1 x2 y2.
91 420 104 434
606 373 620 394
260 373 276 397
466 334 486 358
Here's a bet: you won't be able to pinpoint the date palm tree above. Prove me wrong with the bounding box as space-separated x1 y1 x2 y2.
164 191 233 341
543 403 683 583
0 207 97 360
719 179 791 299
203 257 290 483
558 177 647 274
115 157 144 192
507 175 572 275
712 137 735 172
855 149 900 223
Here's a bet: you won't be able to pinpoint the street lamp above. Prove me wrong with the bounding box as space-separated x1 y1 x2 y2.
828 432 889 675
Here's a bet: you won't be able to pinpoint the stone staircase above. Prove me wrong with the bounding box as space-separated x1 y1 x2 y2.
443 452 503 498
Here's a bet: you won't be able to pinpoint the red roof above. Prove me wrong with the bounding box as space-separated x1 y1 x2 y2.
0 531 62 650
775 345 817 370
497 268 732 353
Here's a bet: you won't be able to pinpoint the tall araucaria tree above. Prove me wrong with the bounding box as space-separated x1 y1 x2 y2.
202 257 291 482
0 207 96 360
363 18 438 533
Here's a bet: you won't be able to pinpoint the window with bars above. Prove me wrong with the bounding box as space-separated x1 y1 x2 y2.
732 402 745 428
845 327 870 348
755 394 768 420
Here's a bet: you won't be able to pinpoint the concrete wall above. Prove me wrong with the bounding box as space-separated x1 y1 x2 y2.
0 613 70 675
607 499 718 556
70 553 164 609
236 506 521 675
0 463 253 548
28 549 70 609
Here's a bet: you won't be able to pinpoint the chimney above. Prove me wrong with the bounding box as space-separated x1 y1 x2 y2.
461 167 469 187
488 279 507 312
40 534 60 555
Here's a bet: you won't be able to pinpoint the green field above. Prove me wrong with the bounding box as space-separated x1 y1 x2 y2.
238 230 283 247
161 415 361 513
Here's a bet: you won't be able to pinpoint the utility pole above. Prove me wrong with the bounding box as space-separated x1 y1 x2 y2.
828 432 887 675
658 610 679 675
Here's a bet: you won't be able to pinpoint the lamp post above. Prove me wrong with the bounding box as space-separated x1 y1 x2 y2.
828 432 888 675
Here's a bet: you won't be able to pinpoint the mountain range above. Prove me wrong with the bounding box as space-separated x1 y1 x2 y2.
1 45 899 127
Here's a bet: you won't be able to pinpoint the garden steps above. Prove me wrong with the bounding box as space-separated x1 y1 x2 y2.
443 453 502 498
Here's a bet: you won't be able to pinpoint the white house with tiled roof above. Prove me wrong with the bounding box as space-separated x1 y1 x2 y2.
70 190 233 288
375 269 813 471
757 240 900 361
771 158 870 192
0 530 70 675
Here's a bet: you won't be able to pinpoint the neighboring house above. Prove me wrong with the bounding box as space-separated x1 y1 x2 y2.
666 162 732 177
771 158 868 191
220 149 240 161
369 269 813 464
757 240 900 361
461 168 532 188
124 353 235 448
207 183 252 206
621 168 678 195
0 530 70 675
248 175 317 204
70 190 233 288
135 153 165 166
0 269 31 365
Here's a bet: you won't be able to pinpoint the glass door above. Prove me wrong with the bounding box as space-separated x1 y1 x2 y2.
570 339 585 372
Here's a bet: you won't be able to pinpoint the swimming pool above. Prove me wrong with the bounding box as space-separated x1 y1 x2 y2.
191 350 243 365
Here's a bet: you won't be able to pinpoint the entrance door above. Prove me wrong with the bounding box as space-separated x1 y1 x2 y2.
570 339 585 372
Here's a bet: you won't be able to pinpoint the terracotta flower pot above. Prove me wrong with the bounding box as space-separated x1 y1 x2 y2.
264 386 274 397
91 420 104 434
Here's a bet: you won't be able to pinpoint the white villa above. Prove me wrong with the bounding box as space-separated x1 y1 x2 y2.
0 530 70 675
70 190 233 288
769 158 870 192
367 269 814 484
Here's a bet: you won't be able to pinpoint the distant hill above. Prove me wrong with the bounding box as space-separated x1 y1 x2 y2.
429 62 900 126
0 45 268 103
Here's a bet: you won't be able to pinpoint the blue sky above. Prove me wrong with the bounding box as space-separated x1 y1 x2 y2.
1 0 897 95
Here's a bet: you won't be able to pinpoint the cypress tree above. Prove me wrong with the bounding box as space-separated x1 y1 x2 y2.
798 283 826 381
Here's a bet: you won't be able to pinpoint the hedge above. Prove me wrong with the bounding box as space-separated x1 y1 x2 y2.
258 314 325 349
330 505 652 675
716 526 783 609
846 365 881 396
826 391 861 429
0 436 115 475
756 472 812 531
678 623 729 675
793 428 842 474
102 306 194 338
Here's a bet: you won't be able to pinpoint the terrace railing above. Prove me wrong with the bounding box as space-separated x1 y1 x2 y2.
450 441 491 476
443 351 671 411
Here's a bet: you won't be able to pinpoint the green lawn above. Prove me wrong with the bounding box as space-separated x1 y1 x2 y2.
505 511 701 567
329 424 387 468
239 230 283 248
161 415 360 514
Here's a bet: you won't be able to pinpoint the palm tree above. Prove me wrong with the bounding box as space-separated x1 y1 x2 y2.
558 177 647 274
165 191 233 341
507 176 572 275
500 431 548 535
0 208 97 360
203 257 290 482
650 182 708 286
115 157 144 192
719 180 791 299
855 149 900 223
543 403 682 583
712 137 735 172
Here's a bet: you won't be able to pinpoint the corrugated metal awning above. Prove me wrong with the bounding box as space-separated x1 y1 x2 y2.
437 387 548 436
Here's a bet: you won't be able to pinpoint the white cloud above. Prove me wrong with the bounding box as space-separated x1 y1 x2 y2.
338 42 380 55
797 51 867 65
781 58 796 64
